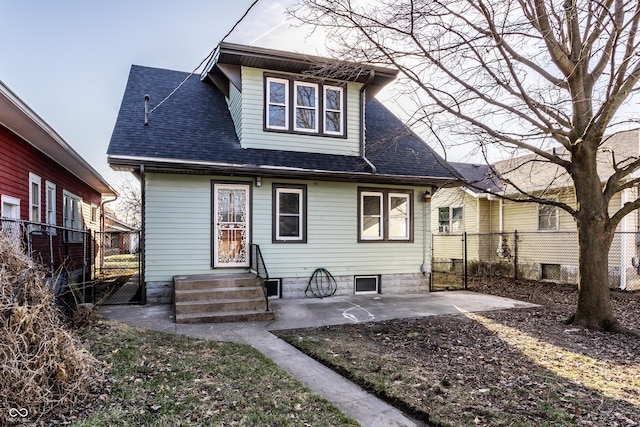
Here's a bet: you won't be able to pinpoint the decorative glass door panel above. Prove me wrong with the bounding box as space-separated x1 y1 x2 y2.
213 184 250 267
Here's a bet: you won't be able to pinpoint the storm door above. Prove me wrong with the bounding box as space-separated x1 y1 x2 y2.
213 184 250 268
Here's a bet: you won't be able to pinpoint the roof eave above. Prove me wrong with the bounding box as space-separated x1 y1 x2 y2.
108 154 449 186
204 42 398 95
0 81 117 197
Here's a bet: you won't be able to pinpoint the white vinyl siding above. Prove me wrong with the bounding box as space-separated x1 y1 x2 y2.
239 67 361 156
144 173 432 283
255 179 428 279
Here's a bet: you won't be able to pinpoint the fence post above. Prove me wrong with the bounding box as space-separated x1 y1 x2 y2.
463 232 468 289
514 230 519 280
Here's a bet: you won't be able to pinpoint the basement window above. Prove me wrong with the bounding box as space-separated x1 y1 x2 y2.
541 263 561 281
355 275 379 294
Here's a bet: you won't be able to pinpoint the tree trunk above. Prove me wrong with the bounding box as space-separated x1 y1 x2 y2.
572 219 618 331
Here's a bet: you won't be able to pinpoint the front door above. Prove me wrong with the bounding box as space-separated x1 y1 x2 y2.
213 184 250 268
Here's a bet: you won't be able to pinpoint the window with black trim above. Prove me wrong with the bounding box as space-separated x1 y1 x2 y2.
273 184 307 243
358 188 413 242
265 75 345 137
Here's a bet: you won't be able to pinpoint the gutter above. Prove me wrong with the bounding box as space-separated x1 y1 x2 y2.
107 155 453 185
359 71 377 174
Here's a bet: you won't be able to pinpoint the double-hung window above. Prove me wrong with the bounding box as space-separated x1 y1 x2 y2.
265 75 345 137
273 184 307 243
45 181 57 233
29 173 41 224
538 203 558 231
266 78 289 130
323 85 343 135
359 188 413 242
389 193 410 240
361 192 384 240
438 206 463 233
63 191 83 242
294 82 318 132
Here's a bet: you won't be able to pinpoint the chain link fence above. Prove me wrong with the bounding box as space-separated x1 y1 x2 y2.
1 218 93 316
94 231 141 305
431 231 640 291
1 219 142 311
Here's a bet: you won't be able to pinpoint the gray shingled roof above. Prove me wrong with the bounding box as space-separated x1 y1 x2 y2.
449 162 503 194
108 65 455 184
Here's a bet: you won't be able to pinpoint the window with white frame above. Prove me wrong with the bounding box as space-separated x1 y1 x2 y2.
1 195 20 219
438 206 463 233
266 77 289 130
538 203 558 231
389 193 410 240
323 85 343 135
63 191 83 242
264 74 345 137
360 191 384 240
273 184 306 242
45 181 56 227
294 81 318 132
359 188 413 242
29 173 41 223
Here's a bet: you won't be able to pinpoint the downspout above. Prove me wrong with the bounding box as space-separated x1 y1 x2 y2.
100 194 118 285
359 71 377 174
140 164 146 304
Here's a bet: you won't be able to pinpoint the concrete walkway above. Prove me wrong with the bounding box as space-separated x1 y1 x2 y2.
98 291 535 427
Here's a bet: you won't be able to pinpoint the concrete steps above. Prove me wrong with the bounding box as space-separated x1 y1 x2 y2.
173 273 274 324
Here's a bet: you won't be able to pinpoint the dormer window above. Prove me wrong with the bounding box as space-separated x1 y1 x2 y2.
265 74 346 137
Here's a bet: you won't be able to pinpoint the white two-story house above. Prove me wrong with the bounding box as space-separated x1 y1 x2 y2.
107 43 456 322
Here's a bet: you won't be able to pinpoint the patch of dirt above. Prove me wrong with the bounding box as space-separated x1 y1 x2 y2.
274 279 640 426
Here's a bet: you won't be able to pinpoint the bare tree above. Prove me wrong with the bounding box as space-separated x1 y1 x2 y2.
113 175 141 229
291 0 640 331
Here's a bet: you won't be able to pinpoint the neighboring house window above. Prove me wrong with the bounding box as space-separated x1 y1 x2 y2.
266 77 289 130
1 195 20 240
538 203 558 231
359 188 413 242
273 184 307 242
63 191 83 242
1 195 20 219
264 74 346 137
29 173 41 223
90 204 98 223
438 206 463 233
45 181 56 226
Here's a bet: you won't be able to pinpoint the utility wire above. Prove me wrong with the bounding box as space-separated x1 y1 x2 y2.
149 0 261 115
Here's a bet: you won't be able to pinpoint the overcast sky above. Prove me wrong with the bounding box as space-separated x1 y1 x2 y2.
1 0 330 186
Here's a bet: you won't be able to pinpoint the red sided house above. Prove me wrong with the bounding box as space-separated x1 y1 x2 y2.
0 80 117 284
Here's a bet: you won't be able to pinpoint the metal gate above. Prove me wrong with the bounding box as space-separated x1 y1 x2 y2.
94 231 142 304
431 233 467 291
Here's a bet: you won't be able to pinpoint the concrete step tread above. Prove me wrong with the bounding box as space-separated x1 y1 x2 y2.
175 286 264 294
176 309 275 324
175 297 266 306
